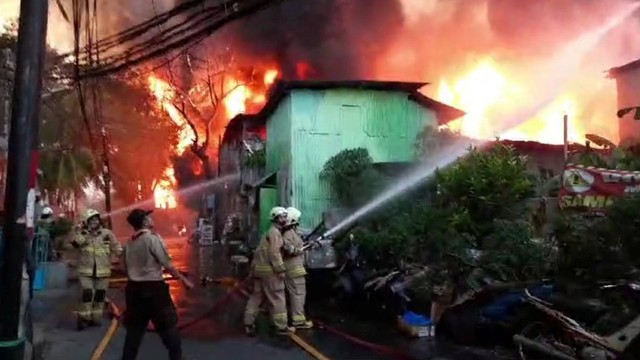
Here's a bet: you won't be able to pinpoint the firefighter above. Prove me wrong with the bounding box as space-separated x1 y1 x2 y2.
71 209 122 330
282 207 313 329
243 206 292 336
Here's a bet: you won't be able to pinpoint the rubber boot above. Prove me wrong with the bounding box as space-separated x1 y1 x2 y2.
275 326 295 335
294 320 313 330
245 325 256 337
76 316 88 331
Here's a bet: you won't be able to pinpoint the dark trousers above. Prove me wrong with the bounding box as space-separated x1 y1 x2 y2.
121 281 182 360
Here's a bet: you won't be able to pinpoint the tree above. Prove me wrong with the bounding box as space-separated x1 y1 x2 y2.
37 75 178 206
158 48 268 179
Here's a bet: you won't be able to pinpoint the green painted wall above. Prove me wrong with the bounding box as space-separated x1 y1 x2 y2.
259 187 277 236
265 88 438 230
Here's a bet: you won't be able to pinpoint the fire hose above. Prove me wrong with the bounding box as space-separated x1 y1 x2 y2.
93 276 420 360
232 284 420 360
91 279 249 360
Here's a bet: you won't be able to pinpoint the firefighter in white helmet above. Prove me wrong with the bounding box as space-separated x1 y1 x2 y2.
243 206 293 335
71 209 122 330
282 207 313 329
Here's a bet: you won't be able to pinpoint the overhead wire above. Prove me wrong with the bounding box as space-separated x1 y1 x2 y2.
61 0 284 79
71 0 97 152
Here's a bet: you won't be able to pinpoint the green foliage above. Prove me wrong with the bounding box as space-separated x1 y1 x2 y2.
414 126 475 156
481 219 554 281
325 139 545 287
320 148 385 207
434 143 534 242
39 147 97 196
553 196 640 284
38 76 178 204
244 149 265 168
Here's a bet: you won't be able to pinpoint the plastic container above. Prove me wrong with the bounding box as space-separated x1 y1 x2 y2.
398 311 435 338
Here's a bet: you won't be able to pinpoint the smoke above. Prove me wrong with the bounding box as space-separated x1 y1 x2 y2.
0 0 176 52
375 0 640 79
212 0 404 79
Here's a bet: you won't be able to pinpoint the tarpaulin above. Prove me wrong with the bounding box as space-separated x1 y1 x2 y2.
559 164 640 210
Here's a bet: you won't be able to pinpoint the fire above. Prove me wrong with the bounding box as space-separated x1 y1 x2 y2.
153 167 178 210
223 68 278 118
147 67 279 208
435 57 602 145
148 76 195 154
264 69 279 85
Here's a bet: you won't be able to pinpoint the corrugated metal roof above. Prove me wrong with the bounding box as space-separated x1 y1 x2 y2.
609 57 640 78
221 80 466 146
258 80 465 125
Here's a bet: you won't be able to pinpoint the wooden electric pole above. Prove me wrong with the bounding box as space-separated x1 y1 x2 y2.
0 0 48 359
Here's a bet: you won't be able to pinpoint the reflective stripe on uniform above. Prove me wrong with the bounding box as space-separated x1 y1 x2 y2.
292 314 307 322
286 266 306 278
272 313 287 321
272 261 286 273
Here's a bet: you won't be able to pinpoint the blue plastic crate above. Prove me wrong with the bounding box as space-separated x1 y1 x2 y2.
33 267 46 290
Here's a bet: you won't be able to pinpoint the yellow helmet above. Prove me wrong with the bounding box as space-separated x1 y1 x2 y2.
83 209 100 223
285 207 301 226
269 207 287 222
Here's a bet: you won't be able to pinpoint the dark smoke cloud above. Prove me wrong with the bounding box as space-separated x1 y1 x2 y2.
210 0 404 79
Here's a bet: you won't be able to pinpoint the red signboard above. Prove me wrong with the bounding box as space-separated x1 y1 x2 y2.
559 164 640 210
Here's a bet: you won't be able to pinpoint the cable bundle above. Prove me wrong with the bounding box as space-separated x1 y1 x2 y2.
61 0 283 79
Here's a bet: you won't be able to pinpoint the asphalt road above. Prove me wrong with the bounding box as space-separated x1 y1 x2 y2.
36 236 510 360
137 236 506 360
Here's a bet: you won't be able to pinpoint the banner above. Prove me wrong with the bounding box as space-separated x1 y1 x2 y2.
559 165 640 210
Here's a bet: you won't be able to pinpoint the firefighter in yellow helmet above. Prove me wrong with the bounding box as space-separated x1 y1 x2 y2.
282 207 313 329
71 209 122 330
243 206 292 336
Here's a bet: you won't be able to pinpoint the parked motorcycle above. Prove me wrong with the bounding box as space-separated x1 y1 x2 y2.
331 236 429 320
514 282 640 360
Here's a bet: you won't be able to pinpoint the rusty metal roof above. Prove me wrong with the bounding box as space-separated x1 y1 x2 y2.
609 58 640 78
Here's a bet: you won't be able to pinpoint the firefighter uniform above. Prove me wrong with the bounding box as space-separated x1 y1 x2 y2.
72 210 122 325
283 207 312 329
244 207 290 335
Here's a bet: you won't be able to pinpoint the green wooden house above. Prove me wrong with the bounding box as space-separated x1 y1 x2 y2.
250 80 465 233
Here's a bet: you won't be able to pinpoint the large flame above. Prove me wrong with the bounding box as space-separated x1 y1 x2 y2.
432 56 611 145
147 67 278 209
374 0 635 146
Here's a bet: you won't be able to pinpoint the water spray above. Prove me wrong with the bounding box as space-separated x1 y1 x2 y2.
103 172 240 217
318 1 640 241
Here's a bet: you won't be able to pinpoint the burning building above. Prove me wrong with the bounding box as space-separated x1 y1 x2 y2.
217 79 464 233
610 58 640 143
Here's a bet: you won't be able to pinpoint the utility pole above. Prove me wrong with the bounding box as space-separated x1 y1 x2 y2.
563 113 569 163
0 0 48 359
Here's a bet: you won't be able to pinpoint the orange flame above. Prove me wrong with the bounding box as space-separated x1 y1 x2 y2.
435 57 604 145
148 76 195 154
147 67 279 209
152 168 178 209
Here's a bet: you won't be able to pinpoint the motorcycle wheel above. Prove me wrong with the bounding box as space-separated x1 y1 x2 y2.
517 322 576 360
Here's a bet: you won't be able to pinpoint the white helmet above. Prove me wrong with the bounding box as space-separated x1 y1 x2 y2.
285 207 301 226
41 207 53 216
83 209 100 223
269 207 287 222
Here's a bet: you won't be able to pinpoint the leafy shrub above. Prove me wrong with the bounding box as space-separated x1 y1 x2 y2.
244 149 266 168
320 148 386 207
434 143 534 244
553 195 640 284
